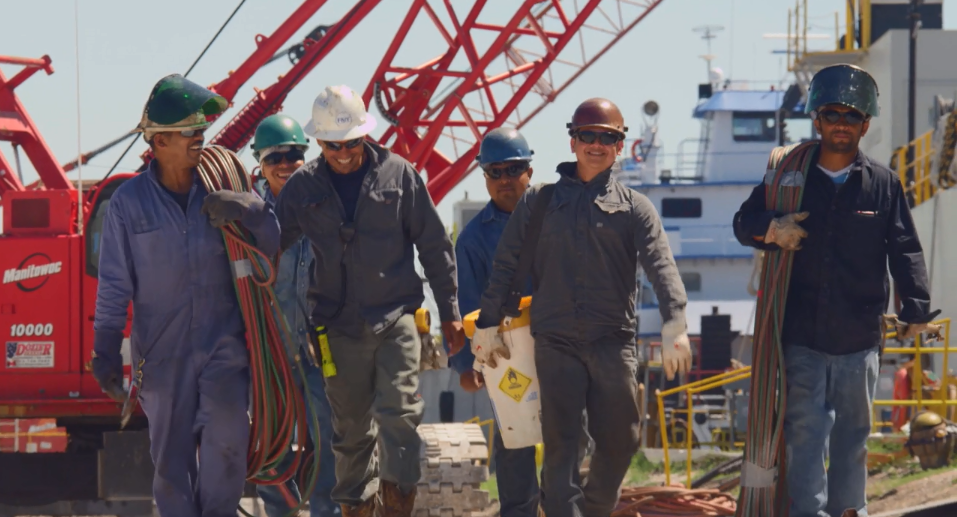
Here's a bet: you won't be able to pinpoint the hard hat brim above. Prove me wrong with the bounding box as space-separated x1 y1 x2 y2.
304 113 378 141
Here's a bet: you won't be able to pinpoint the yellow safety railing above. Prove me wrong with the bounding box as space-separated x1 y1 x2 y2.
656 367 752 488
656 318 953 487
787 0 872 71
872 318 957 431
894 129 936 208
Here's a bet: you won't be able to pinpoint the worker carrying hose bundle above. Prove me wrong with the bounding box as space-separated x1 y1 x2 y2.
274 85 465 517
250 113 339 517
92 74 281 517
732 63 934 517
472 98 690 517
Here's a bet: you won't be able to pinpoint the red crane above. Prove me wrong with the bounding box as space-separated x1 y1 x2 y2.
0 1 664 512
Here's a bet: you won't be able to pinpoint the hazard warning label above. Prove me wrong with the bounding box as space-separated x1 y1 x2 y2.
5 341 54 369
498 367 532 403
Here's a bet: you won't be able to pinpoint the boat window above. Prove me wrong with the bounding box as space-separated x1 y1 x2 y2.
680 272 702 292
732 111 777 142
662 197 702 218
85 178 128 277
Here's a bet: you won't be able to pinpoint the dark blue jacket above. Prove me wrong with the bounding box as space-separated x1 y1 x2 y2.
449 201 530 373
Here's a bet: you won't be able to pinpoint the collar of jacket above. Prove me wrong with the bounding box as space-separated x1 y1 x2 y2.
480 200 513 223
555 161 616 190
145 158 201 191
810 144 872 191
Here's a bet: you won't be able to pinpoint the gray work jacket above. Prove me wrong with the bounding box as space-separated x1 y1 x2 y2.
275 142 460 337
477 162 687 341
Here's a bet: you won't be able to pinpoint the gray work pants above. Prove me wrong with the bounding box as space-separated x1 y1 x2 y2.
536 333 641 517
323 314 423 506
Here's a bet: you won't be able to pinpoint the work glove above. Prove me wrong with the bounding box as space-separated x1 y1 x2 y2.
91 329 126 403
201 190 265 228
471 326 510 369
459 370 485 393
442 321 466 356
764 211 809 251
660 317 692 381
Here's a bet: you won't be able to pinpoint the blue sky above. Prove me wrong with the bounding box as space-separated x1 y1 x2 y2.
2 0 953 225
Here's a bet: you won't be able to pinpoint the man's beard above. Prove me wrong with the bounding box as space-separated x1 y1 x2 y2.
823 137 857 154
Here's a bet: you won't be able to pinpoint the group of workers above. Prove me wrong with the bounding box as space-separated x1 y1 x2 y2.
89 61 934 517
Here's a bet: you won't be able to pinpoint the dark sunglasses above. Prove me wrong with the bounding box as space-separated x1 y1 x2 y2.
482 161 530 179
322 137 364 151
262 149 306 166
179 128 204 137
818 109 866 126
574 130 623 146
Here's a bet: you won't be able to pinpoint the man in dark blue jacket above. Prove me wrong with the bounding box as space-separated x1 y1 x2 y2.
732 64 933 517
452 127 540 517
92 74 281 517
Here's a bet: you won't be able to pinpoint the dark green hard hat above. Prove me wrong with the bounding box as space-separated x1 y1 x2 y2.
132 74 228 141
805 64 880 118
251 114 309 161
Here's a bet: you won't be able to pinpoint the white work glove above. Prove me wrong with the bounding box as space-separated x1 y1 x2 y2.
471 326 510 369
764 212 809 251
660 317 692 381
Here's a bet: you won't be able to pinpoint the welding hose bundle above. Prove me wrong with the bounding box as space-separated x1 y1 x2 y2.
735 141 817 517
196 145 321 516
614 486 737 516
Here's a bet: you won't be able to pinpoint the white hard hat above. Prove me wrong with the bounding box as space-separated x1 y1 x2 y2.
304 85 378 141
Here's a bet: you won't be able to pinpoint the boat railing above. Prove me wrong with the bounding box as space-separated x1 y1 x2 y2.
894 129 937 209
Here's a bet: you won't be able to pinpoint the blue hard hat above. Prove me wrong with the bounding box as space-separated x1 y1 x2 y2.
476 128 534 167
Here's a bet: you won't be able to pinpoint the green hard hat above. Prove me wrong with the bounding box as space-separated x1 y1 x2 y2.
911 410 944 431
132 74 228 141
805 64 880 118
251 114 309 161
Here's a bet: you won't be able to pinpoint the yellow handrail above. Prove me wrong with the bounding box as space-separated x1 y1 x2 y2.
656 318 953 486
787 0 872 71
895 130 936 208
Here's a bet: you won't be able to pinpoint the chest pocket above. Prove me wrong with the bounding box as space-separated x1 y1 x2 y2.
593 199 633 253
364 188 401 231
301 194 341 236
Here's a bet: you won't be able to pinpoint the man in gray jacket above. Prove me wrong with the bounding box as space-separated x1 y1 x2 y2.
275 85 465 517
472 98 691 517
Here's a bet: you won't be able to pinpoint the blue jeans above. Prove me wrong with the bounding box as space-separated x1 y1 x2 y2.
257 358 339 517
784 345 879 517
492 425 540 517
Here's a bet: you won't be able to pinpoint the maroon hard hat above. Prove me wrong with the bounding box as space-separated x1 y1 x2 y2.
566 98 628 135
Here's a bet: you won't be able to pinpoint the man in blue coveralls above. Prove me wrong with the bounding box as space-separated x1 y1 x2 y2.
92 74 281 517
452 127 540 517
250 113 339 517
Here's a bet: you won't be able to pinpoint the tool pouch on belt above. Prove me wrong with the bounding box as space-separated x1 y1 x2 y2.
415 307 445 371
906 421 957 469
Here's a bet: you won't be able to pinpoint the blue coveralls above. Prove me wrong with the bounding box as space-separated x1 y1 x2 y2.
256 189 339 517
451 201 539 517
94 160 280 517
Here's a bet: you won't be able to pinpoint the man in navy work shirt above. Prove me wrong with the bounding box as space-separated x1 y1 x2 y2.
275 85 465 517
452 128 542 517
733 64 934 517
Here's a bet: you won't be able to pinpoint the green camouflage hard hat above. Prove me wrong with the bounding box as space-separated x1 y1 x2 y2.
251 114 309 161
805 64 880 118
131 74 228 142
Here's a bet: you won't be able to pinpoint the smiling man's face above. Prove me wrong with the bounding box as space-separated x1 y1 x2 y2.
153 128 206 169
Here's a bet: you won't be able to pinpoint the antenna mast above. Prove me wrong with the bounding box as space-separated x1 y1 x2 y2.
693 24 724 83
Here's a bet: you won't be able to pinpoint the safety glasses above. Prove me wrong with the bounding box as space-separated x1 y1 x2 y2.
322 137 365 151
574 130 623 146
818 109 866 126
482 161 530 179
262 149 306 166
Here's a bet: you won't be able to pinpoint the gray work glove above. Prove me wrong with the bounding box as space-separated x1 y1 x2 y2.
201 190 264 228
764 211 809 251
92 329 126 403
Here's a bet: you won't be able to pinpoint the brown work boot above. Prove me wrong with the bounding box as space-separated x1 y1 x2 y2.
375 480 416 517
341 498 376 517
840 510 859 517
